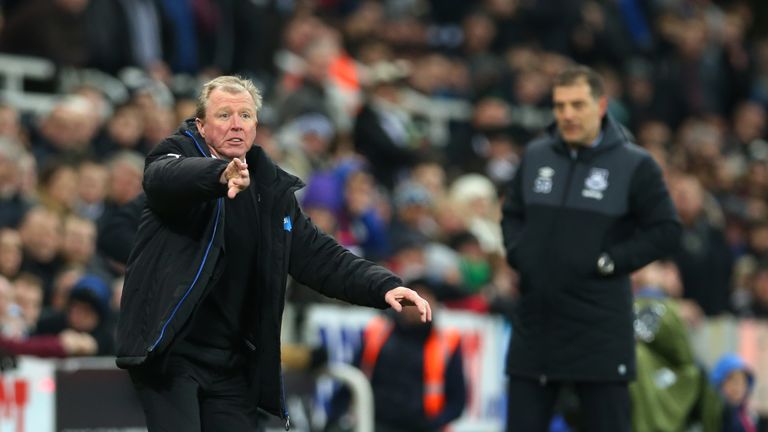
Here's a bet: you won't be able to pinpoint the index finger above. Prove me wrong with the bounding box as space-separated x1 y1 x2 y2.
421 298 432 322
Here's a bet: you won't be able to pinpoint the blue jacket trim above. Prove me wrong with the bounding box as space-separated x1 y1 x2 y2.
148 131 222 352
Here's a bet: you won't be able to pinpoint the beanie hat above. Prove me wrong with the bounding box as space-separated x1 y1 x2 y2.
710 353 755 391
69 275 111 320
302 172 343 213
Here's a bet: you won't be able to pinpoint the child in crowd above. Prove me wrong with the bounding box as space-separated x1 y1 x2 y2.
711 353 758 432
35 274 114 355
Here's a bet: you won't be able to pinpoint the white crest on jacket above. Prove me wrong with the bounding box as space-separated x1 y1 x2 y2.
534 166 554 194
582 167 609 200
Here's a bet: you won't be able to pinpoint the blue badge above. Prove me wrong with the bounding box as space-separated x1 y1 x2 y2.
283 216 292 232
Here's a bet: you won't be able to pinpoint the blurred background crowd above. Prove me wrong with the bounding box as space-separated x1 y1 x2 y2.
0 0 767 428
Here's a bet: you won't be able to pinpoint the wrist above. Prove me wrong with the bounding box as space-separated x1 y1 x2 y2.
219 165 228 184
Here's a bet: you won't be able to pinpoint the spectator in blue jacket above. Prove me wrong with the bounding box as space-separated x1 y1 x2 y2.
711 353 758 432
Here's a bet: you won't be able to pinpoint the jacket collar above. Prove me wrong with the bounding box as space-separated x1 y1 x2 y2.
550 114 633 161
246 145 305 192
179 118 212 157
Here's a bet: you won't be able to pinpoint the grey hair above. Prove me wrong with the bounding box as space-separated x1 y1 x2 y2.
195 76 263 119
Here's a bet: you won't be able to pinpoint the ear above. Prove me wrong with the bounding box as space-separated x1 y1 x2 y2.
598 96 609 118
195 117 205 138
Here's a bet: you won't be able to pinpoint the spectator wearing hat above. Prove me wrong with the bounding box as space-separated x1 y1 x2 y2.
710 353 758 432
389 181 437 251
449 173 504 256
35 274 114 355
299 171 343 236
277 112 336 181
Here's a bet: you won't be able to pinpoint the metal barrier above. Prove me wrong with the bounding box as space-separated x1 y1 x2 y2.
0 53 59 114
319 364 374 432
0 54 55 90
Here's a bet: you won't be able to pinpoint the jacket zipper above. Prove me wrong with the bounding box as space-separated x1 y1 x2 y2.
275 184 301 428
280 371 291 430
148 198 222 352
149 131 221 353
539 152 577 378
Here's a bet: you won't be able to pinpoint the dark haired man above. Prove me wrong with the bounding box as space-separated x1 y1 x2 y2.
501 65 681 431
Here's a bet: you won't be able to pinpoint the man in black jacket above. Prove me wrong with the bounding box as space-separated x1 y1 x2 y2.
501 65 681 431
115 76 432 432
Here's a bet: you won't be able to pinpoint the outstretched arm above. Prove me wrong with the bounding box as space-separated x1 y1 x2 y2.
289 202 430 320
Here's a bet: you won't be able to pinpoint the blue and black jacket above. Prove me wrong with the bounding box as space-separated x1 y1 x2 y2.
115 119 401 421
502 115 682 382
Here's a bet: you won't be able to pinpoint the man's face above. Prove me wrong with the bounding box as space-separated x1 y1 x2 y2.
63 219 96 264
20 211 62 263
196 89 258 160
553 81 607 146
0 230 21 277
109 162 143 206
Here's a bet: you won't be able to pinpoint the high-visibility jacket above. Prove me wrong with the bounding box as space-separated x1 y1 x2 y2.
360 316 462 417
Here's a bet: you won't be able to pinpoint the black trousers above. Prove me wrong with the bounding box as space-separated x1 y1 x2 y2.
129 355 262 432
506 376 630 432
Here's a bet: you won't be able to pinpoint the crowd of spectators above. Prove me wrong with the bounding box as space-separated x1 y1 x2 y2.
0 0 767 423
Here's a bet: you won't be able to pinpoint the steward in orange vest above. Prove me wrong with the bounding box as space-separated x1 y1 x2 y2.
358 310 466 432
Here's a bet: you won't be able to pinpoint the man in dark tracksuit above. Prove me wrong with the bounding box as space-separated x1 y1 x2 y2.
501 65 681 431
115 76 432 432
